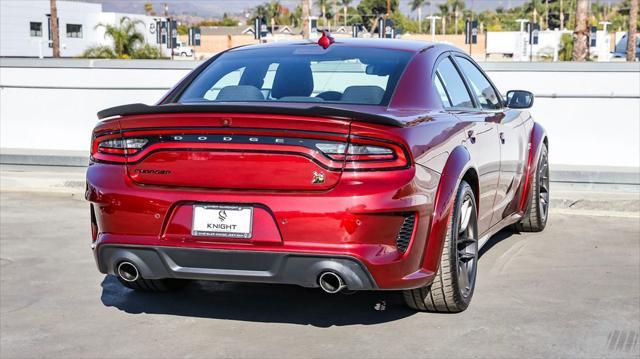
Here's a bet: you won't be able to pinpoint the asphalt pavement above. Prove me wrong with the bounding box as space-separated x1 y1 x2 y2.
0 190 639 358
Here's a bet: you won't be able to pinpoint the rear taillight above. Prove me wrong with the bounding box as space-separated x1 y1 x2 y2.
98 138 148 155
315 137 410 171
91 135 148 163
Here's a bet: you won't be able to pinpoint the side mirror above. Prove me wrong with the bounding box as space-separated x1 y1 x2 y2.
506 90 534 109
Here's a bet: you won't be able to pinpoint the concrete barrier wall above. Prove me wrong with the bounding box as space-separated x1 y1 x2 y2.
1 58 639 168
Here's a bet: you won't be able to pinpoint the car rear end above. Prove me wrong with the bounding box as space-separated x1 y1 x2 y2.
86 42 440 291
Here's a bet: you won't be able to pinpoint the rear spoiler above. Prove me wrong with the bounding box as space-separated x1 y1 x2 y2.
97 103 403 127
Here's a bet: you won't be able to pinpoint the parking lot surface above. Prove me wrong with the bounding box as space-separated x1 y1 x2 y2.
1 191 638 358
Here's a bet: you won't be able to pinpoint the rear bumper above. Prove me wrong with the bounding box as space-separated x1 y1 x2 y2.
96 245 377 290
87 162 440 290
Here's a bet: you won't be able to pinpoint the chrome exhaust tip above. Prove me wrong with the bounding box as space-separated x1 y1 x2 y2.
117 261 139 282
318 271 347 294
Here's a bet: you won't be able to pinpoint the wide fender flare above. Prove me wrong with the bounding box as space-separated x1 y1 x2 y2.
420 145 476 274
518 122 548 214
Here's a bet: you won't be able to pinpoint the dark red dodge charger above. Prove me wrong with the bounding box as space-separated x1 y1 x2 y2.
87 38 549 312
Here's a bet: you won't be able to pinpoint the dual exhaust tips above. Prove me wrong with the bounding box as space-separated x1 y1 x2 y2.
117 261 348 294
117 261 139 282
318 271 347 294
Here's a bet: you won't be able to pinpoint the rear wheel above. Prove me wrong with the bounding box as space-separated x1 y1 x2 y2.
403 180 479 313
517 144 549 232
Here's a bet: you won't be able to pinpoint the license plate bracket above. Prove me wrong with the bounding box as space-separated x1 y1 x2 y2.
191 204 253 239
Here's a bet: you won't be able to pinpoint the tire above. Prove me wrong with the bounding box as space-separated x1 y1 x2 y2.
118 276 189 292
180 52 187 57
403 180 479 313
517 144 549 232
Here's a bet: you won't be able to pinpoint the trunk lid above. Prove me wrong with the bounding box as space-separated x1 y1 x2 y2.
121 113 350 191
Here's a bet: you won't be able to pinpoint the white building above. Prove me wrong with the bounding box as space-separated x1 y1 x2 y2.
486 29 614 61
0 0 170 57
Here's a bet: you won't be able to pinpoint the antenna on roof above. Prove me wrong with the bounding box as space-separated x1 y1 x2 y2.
318 30 334 49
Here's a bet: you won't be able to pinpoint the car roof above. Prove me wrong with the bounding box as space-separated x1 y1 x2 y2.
229 38 456 54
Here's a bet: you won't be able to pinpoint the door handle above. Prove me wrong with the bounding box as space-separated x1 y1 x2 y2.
499 132 506 144
467 130 476 144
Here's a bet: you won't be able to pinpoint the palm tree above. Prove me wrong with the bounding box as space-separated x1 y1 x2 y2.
95 17 145 58
302 0 310 38
50 0 60 57
317 0 334 28
438 2 450 34
266 1 283 22
627 0 638 61
449 0 465 35
340 0 352 27
572 0 588 61
252 4 269 22
411 0 430 33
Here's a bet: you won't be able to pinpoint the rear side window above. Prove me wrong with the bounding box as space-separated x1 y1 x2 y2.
435 58 473 108
434 74 451 107
178 46 413 106
455 57 502 110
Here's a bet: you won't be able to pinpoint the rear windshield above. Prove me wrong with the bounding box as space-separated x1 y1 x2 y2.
178 45 413 106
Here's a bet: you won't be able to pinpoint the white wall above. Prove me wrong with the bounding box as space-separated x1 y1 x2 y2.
0 0 102 57
0 1 168 58
0 60 638 168
486 66 640 167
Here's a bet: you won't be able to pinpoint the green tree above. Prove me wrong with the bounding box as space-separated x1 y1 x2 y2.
95 17 144 58
411 0 430 33
200 13 238 27
317 0 336 27
143 2 156 16
251 1 291 26
131 44 164 59
83 17 164 59
558 32 574 60
80 45 116 59
177 24 188 36
357 0 399 31
339 0 353 27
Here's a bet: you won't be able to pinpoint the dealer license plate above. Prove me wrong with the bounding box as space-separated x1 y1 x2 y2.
192 205 253 239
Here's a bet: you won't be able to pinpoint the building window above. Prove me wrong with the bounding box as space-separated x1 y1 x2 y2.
30 22 42 37
66 24 82 38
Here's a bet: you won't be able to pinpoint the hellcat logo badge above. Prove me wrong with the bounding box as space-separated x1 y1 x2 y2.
312 171 325 184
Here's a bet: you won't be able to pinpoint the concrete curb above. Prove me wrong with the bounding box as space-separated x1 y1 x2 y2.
550 165 640 185
0 149 88 167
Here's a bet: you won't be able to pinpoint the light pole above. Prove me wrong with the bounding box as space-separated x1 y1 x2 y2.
427 16 440 42
164 3 173 60
516 18 529 33
598 21 611 61
516 19 529 61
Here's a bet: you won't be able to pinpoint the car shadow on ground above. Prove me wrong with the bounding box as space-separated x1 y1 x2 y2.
100 228 519 327
100 275 416 327
479 226 520 258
